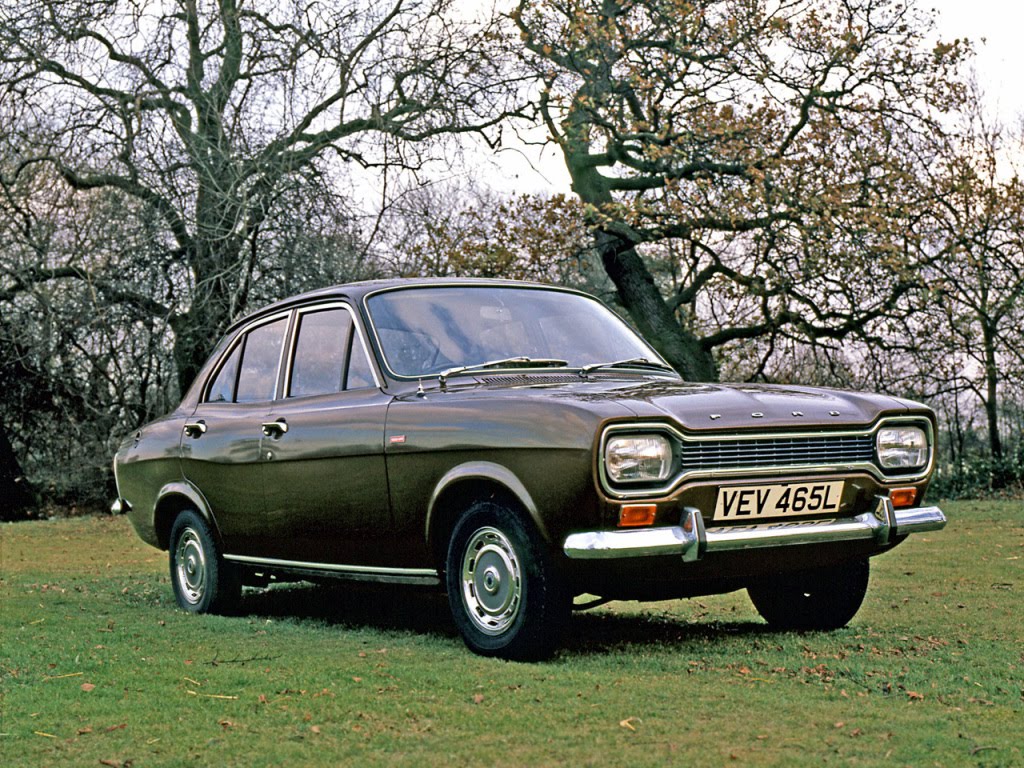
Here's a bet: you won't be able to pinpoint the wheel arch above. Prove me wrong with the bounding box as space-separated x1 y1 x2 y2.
425 461 548 570
153 482 220 551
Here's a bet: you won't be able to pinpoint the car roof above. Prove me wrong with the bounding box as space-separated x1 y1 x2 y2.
226 277 572 333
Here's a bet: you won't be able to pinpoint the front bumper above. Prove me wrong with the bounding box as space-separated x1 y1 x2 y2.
563 497 946 561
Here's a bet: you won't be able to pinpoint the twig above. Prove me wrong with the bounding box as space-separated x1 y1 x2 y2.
206 653 281 666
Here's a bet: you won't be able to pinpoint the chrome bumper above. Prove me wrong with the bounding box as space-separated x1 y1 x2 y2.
563 497 946 561
110 497 131 515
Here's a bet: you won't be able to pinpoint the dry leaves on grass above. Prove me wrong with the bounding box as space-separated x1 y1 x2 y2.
619 717 642 732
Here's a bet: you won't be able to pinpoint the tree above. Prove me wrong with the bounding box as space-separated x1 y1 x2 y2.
382 182 606 288
911 92 1024 462
1 0 516 391
513 0 968 380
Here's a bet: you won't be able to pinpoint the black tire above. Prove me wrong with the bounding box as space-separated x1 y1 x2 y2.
169 509 241 615
445 501 569 661
748 559 870 631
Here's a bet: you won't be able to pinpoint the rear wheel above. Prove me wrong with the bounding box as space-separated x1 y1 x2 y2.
169 509 241 614
446 501 569 660
748 559 869 631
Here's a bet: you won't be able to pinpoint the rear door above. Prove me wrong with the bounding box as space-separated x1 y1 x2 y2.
180 313 290 555
258 303 394 566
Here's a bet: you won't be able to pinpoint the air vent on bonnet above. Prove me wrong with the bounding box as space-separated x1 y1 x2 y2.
482 374 585 386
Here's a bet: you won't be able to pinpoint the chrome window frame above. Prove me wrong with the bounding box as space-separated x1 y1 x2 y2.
598 416 936 499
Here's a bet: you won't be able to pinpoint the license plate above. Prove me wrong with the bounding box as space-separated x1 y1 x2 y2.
713 480 844 521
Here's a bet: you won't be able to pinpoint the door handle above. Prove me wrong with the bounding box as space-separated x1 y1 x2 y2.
183 420 207 438
261 418 289 437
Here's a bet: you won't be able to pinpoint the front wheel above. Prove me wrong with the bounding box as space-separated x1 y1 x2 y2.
446 502 569 661
169 509 241 615
748 559 870 631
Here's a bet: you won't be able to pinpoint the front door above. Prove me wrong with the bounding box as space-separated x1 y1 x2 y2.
258 304 393 566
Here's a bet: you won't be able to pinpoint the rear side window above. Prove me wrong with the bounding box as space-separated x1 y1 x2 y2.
206 344 241 403
289 308 376 397
234 318 288 403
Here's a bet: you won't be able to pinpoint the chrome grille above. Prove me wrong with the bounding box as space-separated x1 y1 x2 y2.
679 434 875 471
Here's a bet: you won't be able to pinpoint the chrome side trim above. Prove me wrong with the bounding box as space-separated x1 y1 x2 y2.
223 554 440 585
598 417 936 499
563 504 946 560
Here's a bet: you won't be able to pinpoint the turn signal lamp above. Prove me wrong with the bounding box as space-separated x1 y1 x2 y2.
890 487 918 508
618 504 657 527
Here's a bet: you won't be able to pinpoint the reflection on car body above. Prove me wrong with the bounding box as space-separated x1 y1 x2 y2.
113 278 946 659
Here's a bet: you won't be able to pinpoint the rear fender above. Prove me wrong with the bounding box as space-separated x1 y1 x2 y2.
153 481 221 550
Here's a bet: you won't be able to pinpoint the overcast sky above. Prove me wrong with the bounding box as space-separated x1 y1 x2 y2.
927 0 1024 125
483 0 1024 195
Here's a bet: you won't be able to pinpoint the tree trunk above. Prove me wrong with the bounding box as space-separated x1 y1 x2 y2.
981 323 1003 460
0 418 36 520
559 129 719 382
594 231 719 381
172 241 244 395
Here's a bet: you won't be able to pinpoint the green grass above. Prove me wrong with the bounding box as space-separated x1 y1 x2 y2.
1 501 1021 767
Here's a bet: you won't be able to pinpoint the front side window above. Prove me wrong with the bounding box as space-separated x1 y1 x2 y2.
366 286 659 378
235 318 288 403
290 309 350 398
288 307 376 398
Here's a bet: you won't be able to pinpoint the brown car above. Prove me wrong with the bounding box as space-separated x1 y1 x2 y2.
113 278 946 659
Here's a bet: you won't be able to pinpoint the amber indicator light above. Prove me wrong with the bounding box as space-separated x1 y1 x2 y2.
618 504 657 527
890 488 918 508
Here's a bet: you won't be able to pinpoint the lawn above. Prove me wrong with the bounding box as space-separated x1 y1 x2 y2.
1 500 1021 767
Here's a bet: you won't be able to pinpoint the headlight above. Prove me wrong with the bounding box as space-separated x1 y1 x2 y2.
876 426 928 470
605 434 672 483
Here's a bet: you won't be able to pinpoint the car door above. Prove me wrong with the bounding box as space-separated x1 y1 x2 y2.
257 303 394 567
179 312 290 556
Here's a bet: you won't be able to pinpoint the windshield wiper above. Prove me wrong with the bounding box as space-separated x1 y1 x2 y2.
438 356 569 388
579 357 676 376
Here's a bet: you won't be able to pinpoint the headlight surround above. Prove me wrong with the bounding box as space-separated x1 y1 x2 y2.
876 426 928 470
605 434 673 483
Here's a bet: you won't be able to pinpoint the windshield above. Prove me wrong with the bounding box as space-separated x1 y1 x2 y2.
365 286 664 378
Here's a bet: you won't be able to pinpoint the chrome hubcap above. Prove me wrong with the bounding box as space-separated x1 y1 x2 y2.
175 527 207 605
461 526 522 636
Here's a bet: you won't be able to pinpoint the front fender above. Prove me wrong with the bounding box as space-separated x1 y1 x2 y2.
426 461 547 543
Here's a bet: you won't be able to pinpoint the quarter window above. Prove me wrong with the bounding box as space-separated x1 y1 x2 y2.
346 336 375 390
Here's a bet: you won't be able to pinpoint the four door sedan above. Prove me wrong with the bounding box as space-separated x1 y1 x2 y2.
113 278 946 659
